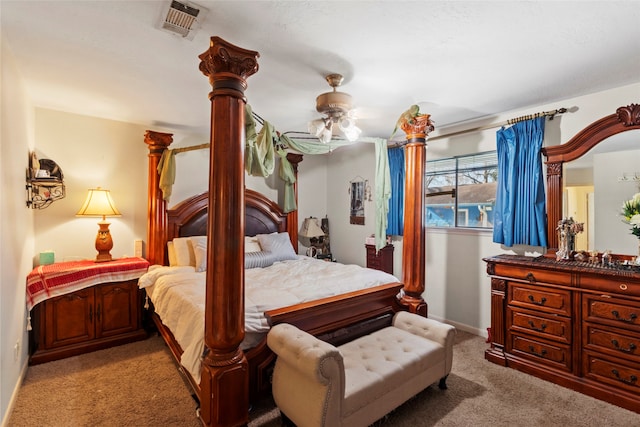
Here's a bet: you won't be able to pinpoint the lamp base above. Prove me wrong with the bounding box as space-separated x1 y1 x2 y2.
95 252 113 263
95 221 114 263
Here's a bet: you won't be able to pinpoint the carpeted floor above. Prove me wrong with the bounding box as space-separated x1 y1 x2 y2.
7 330 640 426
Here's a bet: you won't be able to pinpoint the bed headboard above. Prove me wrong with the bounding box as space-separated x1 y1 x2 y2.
165 189 289 262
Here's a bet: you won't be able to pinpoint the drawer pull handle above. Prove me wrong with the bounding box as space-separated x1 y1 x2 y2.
611 339 637 354
528 295 547 306
611 310 638 324
619 284 628 291
525 273 536 283
528 345 547 358
611 369 638 385
527 320 547 332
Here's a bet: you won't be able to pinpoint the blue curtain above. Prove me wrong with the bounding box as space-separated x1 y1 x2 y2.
386 146 405 235
493 117 548 247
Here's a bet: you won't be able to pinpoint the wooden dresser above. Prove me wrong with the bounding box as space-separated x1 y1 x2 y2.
365 244 394 275
484 254 640 413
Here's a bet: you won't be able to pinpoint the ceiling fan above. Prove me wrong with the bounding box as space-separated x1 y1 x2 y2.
308 73 361 143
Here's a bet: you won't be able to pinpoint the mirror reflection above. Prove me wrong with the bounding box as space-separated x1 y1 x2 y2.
563 130 640 254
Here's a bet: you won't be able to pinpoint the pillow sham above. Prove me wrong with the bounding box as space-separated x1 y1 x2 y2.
189 236 208 272
172 237 195 267
167 241 178 266
245 236 262 253
245 251 278 269
256 232 298 262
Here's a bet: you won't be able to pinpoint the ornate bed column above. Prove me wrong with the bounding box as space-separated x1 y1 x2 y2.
198 37 259 427
144 130 173 265
399 114 435 316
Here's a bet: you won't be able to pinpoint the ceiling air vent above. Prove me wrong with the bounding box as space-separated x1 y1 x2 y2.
159 0 208 40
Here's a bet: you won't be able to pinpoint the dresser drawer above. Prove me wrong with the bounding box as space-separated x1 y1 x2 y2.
508 333 572 371
584 325 640 364
493 263 572 286
583 352 640 395
580 274 640 297
583 294 640 332
508 307 571 344
508 282 572 316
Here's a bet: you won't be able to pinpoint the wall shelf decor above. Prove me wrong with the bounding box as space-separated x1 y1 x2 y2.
26 152 65 209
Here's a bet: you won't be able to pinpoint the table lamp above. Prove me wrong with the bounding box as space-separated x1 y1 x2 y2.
76 187 121 262
299 217 326 257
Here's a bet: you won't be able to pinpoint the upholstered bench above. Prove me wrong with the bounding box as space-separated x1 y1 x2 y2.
266 311 456 427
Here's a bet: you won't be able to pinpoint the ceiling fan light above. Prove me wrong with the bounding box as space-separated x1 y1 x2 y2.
342 124 362 142
319 127 333 144
308 118 325 137
338 117 355 131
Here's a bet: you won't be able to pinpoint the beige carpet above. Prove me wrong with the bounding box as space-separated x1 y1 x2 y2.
8 331 639 426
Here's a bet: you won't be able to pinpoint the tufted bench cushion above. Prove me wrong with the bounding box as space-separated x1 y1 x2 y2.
267 311 456 427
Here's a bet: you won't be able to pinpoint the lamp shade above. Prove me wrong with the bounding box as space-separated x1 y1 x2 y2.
76 187 121 219
300 217 325 238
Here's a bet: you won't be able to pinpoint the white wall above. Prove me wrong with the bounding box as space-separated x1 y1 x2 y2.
1 40 35 425
594 149 640 254
326 82 639 336
33 109 150 262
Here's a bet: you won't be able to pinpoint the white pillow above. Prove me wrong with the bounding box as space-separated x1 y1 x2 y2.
189 236 207 272
172 237 197 267
245 251 278 269
167 241 178 266
257 232 298 262
245 236 262 253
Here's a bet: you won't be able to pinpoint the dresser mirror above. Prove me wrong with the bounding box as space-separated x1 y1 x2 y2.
542 104 640 256
564 130 640 253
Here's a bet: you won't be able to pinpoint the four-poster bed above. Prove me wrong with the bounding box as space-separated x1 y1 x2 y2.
143 37 431 426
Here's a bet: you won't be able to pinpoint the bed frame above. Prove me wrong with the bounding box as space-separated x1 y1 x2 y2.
144 37 431 427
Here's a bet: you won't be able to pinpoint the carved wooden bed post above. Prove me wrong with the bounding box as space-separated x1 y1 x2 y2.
144 130 173 265
399 114 435 316
197 37 259 427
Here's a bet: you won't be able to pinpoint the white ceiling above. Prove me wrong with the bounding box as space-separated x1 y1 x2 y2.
2 1 639 141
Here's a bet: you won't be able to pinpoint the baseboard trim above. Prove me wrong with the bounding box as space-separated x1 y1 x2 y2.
2 357 29 427
426 315 488 339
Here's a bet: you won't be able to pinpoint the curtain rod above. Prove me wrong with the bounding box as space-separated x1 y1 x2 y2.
425 107 567 142
170 111 269 154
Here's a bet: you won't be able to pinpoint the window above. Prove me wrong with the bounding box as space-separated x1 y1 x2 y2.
426 151 498 229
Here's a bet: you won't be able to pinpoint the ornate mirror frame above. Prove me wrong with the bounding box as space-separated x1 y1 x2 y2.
542 103 640 254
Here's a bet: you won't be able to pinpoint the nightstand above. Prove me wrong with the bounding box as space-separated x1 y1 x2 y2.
27 257 149 365
365 244 394 274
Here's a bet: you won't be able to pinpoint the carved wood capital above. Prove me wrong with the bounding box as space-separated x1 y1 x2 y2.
198 36 259 88
617 103 640 126
144 130 173 153
546 162 562 176
400 114 435 140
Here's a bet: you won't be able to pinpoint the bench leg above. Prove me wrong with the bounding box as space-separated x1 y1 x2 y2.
438 375 449 390
280 410 296 427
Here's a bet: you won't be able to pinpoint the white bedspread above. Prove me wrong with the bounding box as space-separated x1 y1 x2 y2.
138 257 399 383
